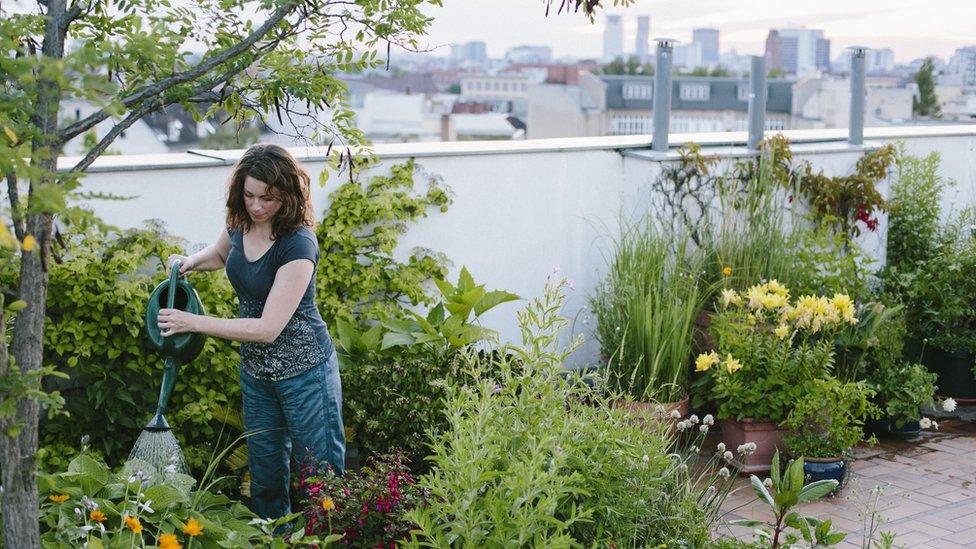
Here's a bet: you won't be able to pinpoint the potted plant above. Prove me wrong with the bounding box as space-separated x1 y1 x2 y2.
696 281 855 473
845 302 939 437
781 378 877 491
898 211 976 401
591 220 704 418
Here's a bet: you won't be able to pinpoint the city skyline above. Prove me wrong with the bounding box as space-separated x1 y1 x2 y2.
417 0 976 64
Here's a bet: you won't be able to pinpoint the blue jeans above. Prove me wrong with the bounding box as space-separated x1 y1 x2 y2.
240 350 345 520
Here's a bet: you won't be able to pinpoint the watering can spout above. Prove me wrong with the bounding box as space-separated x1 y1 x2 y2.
145 411 170 432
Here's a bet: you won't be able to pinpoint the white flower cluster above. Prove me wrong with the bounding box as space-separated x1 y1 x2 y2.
920 417 939 430
737 442 757 455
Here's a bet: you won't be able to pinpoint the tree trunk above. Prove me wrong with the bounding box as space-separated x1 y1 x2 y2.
1 0 66 545
1 213 53 549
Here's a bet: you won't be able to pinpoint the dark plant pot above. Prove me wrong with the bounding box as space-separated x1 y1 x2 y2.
720 418 785 474
344 440 361 472
867 416 921 440
803 457 847 495
918 345 976 402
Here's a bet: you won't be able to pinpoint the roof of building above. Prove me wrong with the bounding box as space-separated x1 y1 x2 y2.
600 75 795 113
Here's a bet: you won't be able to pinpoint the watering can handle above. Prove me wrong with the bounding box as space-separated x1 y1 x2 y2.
167 260 181 310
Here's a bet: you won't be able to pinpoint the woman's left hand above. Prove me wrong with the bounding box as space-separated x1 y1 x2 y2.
157 308 197 337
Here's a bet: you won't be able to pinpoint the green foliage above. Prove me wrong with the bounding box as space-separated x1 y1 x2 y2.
782 378 877 458
0 225 243 474
591 221 704 402
885 149 949 276
38 453 339 548
315 159 452 328
832 302 903 383
337 268 518 470
405 279 719 547
912 58 941 118
379 266 520 350
795 144 896 238
731 451 845 548
857 304 937 428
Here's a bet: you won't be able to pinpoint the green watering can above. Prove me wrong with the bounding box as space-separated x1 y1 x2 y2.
143 261 207 431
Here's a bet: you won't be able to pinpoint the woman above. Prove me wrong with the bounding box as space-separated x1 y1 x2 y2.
157 143 344 520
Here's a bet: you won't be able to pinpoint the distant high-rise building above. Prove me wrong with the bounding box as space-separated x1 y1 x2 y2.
776 29 830 74
674 42 703 69
636 16 650 64
765 30 783 72
868 48 896 73
693 28 720 66
603 14 624 61
450 41 488 65
505 45 553 64
948 46 976 88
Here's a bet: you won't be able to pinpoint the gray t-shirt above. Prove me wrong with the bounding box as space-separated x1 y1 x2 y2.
225 226 334 381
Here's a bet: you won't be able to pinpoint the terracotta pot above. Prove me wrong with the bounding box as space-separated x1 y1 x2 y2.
720 418 784 474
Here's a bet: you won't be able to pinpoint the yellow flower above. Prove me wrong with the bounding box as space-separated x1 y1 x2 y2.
832 293 858 324
321 496 335 512
182 517 203 537
158 533 183 549
90 510 107 523
764 279 789 297
720 288 741 308
124 515 143 534
723 354 743 374
49 494 69 503
774 324 790 339
695 351 720 372
745 285 766 310
760 292 788 310
21 234 35 252
722 266 732 277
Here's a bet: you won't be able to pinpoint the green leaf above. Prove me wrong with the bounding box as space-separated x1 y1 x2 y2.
433 277 455 298
728 519 764 528
426 303 445 326
797 479 839 503
3 126 18 144
6 299 27 312
380 332 415 349
457 266 475 293
143 484 187 511
750 475 776 511
472 290 520 317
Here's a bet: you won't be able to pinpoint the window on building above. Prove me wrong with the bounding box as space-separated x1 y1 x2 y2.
520 83 528 91
622 83 653 100
679 83 710 101
737 84 751 102
502 82 509 91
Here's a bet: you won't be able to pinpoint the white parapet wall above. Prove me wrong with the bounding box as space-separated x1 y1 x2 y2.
58 126 976 367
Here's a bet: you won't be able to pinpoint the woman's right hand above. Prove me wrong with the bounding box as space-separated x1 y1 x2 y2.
166 254 194 276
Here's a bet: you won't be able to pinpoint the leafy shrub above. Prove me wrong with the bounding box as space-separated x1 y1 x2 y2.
781 378 877 458
0 225 244 475
297 453 423 546
336 267 517 469
315 158 451 327
405 279 719 547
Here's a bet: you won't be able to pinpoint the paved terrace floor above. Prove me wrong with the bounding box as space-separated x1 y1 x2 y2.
717 406 976 548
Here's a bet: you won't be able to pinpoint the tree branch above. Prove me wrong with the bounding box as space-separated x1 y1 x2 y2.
58 0 302 142
68 59 249 174
6 172 26 241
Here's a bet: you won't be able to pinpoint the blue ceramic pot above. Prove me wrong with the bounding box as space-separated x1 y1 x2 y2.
803 458 846 494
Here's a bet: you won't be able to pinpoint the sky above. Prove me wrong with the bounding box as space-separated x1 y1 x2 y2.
413 0 976 63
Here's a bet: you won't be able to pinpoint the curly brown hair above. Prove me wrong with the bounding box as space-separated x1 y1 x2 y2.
225 144 316 239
